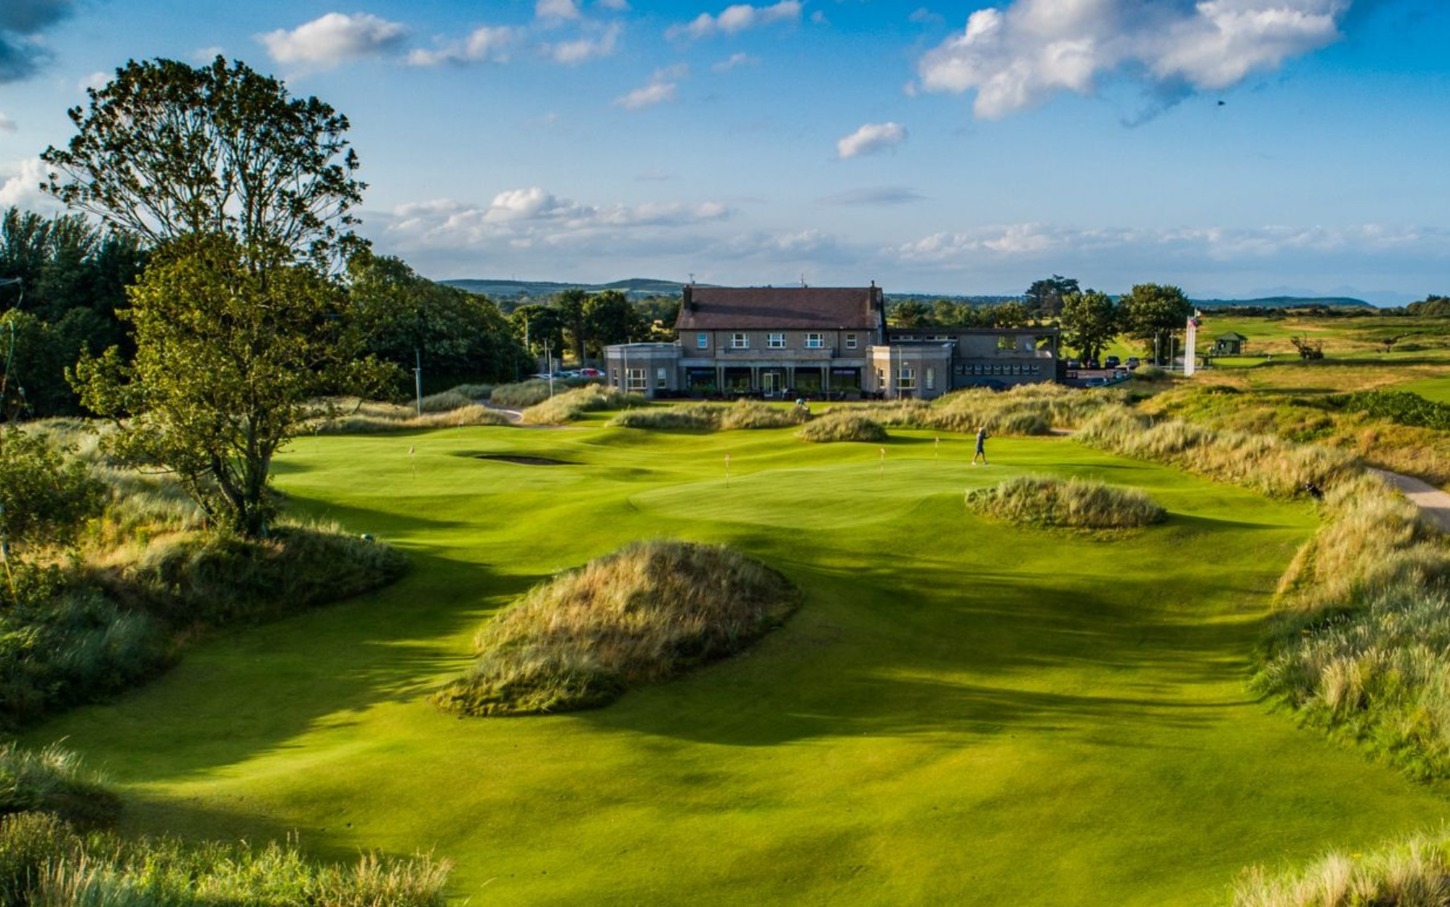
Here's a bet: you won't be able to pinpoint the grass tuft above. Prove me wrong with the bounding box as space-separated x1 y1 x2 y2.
520 385 642 425
1234 826 1450 907
434 540 800 716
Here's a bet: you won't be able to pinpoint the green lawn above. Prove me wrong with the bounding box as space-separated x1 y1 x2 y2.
25 420 1450 905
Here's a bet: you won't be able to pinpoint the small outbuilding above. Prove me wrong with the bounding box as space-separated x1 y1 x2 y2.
1212 332 1248 355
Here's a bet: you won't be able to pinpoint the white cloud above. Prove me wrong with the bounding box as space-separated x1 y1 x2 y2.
837 122 907 159
0 157 59 210
713 51 757 72
544 21 621 63
77 71 109 92
408 26 518 66
616 65 688 109
597 0 631 10
258 12 407 69
536 0 581 21
917 0 1349 118
0 112 15 133
668 1 802 40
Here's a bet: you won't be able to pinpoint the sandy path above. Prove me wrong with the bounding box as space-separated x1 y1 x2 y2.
1372 469 1450 533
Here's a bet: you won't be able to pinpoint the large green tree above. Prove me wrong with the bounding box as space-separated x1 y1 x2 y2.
49 57 382 537
74 235 387 537
43 56 362 269
582 290 646 357
1059 290 1119 364
1025 275 1079 318
1120 283 1193 364
348 252 529 387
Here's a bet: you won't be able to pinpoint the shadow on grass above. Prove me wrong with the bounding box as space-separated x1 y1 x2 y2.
580 552 1272 749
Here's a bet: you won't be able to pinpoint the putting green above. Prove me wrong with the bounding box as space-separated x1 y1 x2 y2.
25 423 1450 905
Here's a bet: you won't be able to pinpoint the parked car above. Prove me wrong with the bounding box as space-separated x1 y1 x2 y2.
576 367 603 378
1126 357 1141 370
1104 355 1120 368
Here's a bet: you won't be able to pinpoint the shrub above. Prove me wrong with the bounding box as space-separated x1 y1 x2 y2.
490 379 553 408
966 476 1167 530
719 399 805 430
797 412 889 443
434 540 800 716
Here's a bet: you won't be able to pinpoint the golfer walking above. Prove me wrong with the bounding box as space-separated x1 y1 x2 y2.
973 426 989 465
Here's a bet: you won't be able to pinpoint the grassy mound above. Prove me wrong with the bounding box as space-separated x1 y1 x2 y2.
1233 826 1450 906
520 385 641 425
966 475 1167 530
434 540 800 716
609 399 805 432
109 524 408 629
309 390 511 433
797 411 888 443
490 379 553 408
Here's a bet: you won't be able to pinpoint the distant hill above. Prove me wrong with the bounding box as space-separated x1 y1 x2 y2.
442 279 1377 310
441 278 687 300
1190 296 1375 310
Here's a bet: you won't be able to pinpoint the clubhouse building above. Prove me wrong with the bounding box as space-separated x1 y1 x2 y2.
603 284 1061 400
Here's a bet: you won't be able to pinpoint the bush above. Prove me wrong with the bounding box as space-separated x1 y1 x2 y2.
966 476 1167 530
797 412 889 443
434 540 800 716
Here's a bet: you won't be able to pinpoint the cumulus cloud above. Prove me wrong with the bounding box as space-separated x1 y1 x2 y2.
616 65 687 109
597 0 632 10
668 1 802 40
1 0 77 83
258 12 407 68
917 0 1350 119
837 122 907 159
0 157 58 210
408 26 518 66
544 21 621 63
713 51 758 72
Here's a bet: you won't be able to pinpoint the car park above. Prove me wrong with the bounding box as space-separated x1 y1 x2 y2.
1104 355 1120 368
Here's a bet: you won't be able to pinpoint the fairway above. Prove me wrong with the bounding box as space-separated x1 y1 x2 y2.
25 420 1450 905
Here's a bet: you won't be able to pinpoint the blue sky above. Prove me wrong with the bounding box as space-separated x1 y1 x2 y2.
2 0 1447 303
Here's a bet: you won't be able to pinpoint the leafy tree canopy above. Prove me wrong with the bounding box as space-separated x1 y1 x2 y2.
1119 283 1193 362
1025 274 1079 318
1059 289 1118 363
73 235 391 538
42 56 363 269
0 426 104 598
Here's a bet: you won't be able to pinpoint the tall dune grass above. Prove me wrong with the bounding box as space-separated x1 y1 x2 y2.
797 411 888 443
609 400 807 431
966 475 1167 530
520 385 642 425
308 392 511 434
434 540 800 716
859 383 1115 435
1234 826 1450 907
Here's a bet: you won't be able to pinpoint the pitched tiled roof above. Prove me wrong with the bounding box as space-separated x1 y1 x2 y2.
675 285 885 331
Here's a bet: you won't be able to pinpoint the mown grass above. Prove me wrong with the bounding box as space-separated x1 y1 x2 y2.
26 417 1450 906
434 540 799 715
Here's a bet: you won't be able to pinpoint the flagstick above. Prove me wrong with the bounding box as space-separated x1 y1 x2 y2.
725 452 731 488
879 447 885 476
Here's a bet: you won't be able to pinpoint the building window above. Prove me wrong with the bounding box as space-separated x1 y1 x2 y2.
846 334 858 350
610 368 619 382
696 332 709 349
925 367 935 391
732 333 749 349
898 366 916 390
656 367 668 389
768 332 786 349
626 368 647 391
875 367 885 388
805 332 823 349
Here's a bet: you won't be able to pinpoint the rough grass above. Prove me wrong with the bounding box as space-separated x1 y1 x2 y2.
608 399 806 432
520 385 641 425
0 811 450 907
797 411 889 442
490 379 553 408
1234 826 1450 907
433 540 800 716
0 743 118 831
309 393 511 434
966 475 1167 530
848 383 1114 436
